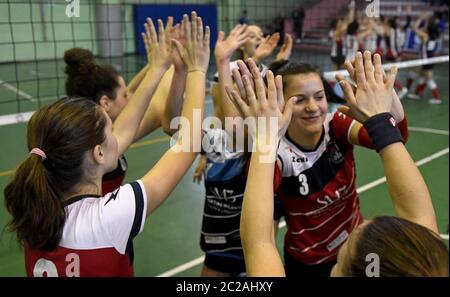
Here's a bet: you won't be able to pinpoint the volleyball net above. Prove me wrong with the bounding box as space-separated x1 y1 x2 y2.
0 0 448 126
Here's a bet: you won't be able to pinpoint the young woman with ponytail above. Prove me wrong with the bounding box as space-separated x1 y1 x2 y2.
4 12 210 277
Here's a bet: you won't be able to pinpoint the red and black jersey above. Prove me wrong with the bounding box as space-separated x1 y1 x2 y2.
102 155 127 195
25 181 147 277
274 112 408 265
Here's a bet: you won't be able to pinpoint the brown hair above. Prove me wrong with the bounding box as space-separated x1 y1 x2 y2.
64 48 120 103
4 97 107 251
344 216 449 277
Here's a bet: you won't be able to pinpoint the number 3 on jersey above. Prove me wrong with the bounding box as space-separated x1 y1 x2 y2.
298 174 309 195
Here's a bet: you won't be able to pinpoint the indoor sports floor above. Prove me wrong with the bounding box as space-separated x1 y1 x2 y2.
0 52 448 276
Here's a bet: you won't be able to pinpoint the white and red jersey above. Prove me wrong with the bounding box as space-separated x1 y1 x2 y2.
330 30 346 58
25 181 147 277
345 34 359 61
386 28 406 60
274 112 408 265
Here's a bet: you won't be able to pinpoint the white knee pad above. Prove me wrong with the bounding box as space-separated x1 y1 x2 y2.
427 79 437 90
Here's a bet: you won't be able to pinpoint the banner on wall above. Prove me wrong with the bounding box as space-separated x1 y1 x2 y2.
133 4 218 55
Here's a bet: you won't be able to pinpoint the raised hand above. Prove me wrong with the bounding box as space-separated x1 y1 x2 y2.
170 22 188 71
225 58 296 142
171 11 210 74
214 24 249 63
253 33 280 63
337 51 398 123
275 33 293 61
142 17 173 71
336 53 404 122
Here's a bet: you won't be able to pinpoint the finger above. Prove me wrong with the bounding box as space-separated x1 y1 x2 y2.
171 39 186 60
197 16 203 43
266 71 277 108
173 23 180 40
225 85 249 116
183 14 190 42
373 53 383 83
147 18 157 44
141 32 149 54
335 73 356 94
237 33 250 44
157 19 165 44
144 22 151 44
232 68 246 99
236 59 252 79
270 33 280 46
281 96 297 127
363 50 375 83
247 58 266 102
217 30 225 42
354 51 366 85
275 75 285 110
285 33 293 45
243 75 257 110
204 25 210 48
236 60 254 92
230 24 241 35
231 24 246 37
166 16 174 31
343 60 355 81
339 80 357 107
191 11 198 43
385 66 398 91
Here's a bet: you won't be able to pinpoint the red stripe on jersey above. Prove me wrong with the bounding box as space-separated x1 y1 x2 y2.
25 244 133 277
278 148 363 264
102 175 125 196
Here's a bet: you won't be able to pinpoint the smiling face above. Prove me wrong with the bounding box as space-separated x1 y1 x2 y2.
283 73 328 139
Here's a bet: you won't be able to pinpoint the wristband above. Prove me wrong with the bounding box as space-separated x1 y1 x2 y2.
363 112 403 152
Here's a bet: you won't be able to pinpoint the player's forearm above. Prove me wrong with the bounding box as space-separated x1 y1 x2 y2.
379 143 438 233
127 64 149 95
114 67 166 154
241 145 277 249
162 67 187 135
216 58 246 134
177 71 205 153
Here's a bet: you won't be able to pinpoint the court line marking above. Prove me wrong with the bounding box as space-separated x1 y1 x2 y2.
156 146 449 277
0 125 447 273
0 79 35 102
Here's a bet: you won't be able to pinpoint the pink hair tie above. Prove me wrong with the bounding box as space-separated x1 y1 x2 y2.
30 148 47 160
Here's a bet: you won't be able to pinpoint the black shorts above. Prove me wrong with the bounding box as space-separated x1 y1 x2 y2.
422 64 435 70
204 252 246 275
331 56 345 66
284 249 336 277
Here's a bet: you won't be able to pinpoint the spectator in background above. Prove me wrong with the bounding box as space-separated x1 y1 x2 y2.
292 5 305 43
239 10 249 25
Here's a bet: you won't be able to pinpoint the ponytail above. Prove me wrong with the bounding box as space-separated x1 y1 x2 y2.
4 97 107 251
5 155 64 251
